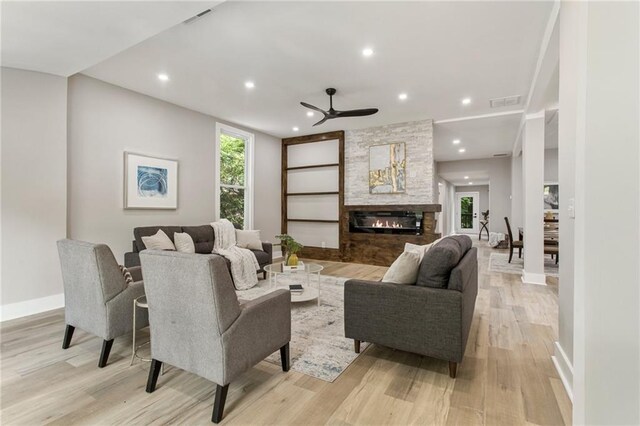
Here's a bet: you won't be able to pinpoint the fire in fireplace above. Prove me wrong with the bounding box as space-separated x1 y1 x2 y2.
349 210 423 235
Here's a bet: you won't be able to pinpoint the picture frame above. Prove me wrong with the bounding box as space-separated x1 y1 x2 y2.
543 182 559 211
368 142 406 194
124 152 178 209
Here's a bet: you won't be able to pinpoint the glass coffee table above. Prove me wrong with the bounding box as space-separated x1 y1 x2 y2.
264 262 324 306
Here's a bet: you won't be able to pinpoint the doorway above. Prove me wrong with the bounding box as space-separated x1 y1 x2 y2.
456 192 479 234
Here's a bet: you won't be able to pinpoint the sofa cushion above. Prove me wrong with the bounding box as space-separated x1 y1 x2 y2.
174 232 196 253
450 234 472 255
141 229 176 251
181 225 215 254
250 249 271 266
382 251 421 284
236 230 263 250
416 237 463 288
135 226 182 251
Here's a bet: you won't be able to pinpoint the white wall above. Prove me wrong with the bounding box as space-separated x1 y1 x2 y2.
1 68 68 318
563 1 640 423
68 74 281 263
437 157 511 233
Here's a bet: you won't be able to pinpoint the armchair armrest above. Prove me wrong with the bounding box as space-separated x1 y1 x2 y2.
344 279 465 362
261 242 273 260
128 266 143 282
221 289 291 384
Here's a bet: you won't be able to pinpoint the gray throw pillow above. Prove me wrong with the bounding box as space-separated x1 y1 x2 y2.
416 237 463 288
450 234 472 254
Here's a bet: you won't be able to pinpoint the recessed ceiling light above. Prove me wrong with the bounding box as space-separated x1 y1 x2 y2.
157 73 169 81
362 47 374 57
292 127 299 132
306 111 314 117
459 148 466 153
464 176 469 179
469 182 474 185
461 97 472 105
453 139 461 145
244 81 255 89
398 93 408 100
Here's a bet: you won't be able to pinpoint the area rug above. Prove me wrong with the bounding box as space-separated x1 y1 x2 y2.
236 274 368 382
489 252 559 277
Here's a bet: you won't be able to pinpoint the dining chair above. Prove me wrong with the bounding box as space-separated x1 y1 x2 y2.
504 217 524 263
140 250 291 423
57 239 148 367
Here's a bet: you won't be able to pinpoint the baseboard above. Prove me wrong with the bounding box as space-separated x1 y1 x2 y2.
0 293 65 322
521 271 547 285
551 341 574 402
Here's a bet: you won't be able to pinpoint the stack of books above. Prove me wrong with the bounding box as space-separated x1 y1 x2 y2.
289 284 304 294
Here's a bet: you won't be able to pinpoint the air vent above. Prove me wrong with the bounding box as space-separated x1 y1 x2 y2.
493 153 509 157
490 95 521 108
184 8 213 24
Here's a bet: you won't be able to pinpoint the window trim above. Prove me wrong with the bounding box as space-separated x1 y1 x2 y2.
214 122 254 229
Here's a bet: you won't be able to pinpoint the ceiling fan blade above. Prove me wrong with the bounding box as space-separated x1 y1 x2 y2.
312 115 331 126
300 102 328 115
335 108 379 118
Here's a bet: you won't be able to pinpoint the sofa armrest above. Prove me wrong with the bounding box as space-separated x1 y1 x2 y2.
344 279 466 362
261 242 273 261
222 289 291 384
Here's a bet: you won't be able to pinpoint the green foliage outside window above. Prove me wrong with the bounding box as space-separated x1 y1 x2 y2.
219 134 246 229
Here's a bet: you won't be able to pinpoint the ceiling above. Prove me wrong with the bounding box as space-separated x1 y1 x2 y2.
80 1 554 144
439 170 491 187
1 1 223 76
434 112 522 162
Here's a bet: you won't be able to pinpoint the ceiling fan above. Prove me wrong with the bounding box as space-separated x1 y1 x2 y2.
301 88 379 126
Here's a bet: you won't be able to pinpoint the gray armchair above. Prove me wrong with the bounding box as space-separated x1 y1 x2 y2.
139 250 291 423
57 239 148 367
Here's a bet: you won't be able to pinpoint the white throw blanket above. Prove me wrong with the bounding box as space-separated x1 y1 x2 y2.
210 219 260 290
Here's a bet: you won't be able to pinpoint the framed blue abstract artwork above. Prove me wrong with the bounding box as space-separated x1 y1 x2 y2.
124 152 178 209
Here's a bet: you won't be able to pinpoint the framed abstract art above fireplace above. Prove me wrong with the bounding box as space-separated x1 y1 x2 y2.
369 142 406 194
124 152 178 209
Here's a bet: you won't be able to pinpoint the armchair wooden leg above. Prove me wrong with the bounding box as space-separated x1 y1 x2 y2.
280 343 290 372
98 339 114 368
354 339 361 354
62 324 75 349
508 246 514 263
518 248 522 258
448 361 457 378
212 384 229 424
146 359 163 393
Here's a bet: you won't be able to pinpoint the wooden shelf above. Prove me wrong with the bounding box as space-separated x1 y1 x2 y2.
286 163 339 171
286 191 339 196
287 219 339 224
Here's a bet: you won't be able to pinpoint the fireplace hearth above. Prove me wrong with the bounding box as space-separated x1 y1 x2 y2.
349 210 423 235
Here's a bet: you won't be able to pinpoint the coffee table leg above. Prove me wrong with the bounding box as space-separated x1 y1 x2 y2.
130 299 136 366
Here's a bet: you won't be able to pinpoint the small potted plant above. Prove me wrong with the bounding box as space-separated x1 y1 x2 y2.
481 210 490 221
276 234 304 266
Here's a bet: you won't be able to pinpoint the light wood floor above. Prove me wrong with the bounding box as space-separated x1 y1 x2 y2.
0 242 571 425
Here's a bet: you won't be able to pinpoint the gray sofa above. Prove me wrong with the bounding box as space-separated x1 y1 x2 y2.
344 235 478 378
124 225 273 278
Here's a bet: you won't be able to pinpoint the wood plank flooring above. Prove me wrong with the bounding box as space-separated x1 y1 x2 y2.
0 242 572 425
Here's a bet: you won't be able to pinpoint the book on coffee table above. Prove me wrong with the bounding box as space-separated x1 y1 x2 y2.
289 284 304 294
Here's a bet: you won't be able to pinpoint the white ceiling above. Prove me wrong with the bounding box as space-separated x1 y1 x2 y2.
439 170 491 187
434 112 522 162
1 1 223 76
81 1 554 141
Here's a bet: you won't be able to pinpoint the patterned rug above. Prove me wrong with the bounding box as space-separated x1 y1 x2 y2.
488 252 559 277
236 274 368 382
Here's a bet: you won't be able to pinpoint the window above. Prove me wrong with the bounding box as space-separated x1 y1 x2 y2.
215 123 254 229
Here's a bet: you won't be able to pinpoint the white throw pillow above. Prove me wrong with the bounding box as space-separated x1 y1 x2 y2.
404 242 432 261
235 230 263 250
174 232 195 253
382 251 421 285
141 229 175 251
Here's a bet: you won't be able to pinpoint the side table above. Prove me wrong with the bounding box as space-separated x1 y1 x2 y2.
479 220 489 241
